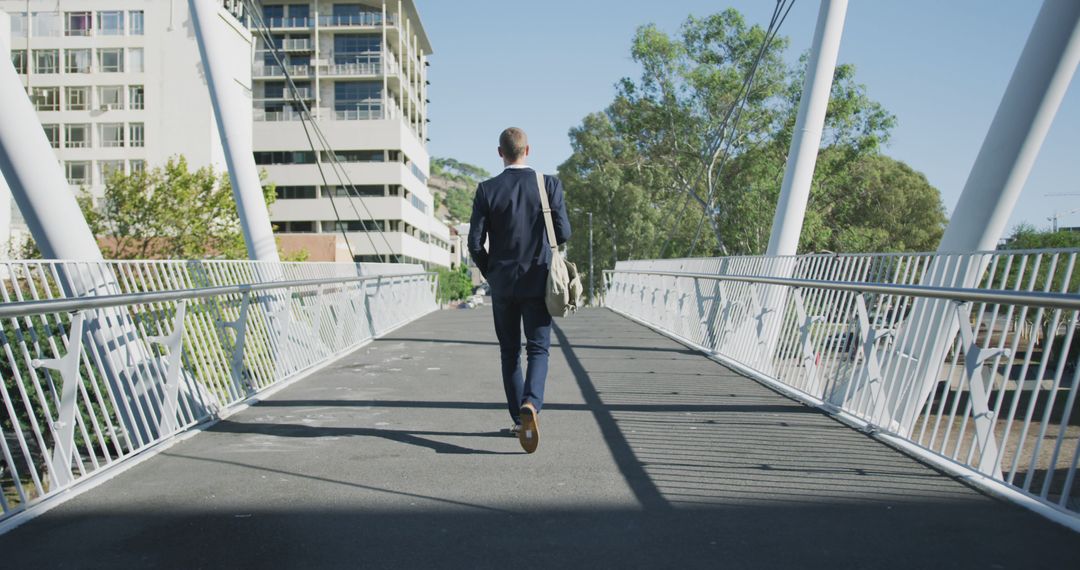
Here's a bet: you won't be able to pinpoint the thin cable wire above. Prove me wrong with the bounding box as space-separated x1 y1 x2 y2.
687 0 794 257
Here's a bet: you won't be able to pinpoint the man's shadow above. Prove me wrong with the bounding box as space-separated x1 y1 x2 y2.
209 420 521 455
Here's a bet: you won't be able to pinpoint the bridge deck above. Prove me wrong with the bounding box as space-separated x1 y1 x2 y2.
2 308 1077 568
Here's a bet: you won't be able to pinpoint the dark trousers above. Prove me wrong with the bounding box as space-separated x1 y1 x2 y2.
491 295 552 424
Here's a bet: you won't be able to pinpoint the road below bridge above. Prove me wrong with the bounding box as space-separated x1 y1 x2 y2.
2 307 1077 568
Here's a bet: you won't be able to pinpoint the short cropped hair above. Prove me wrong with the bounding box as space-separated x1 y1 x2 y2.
499 127 528 161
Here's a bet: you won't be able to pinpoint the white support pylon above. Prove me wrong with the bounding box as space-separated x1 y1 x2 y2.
765 0 848 257
0 47 104 263
890 0 1080 435
189 0 281 263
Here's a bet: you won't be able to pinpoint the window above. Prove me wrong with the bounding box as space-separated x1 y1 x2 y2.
253 151 315 165
288 4 310 20
129 123 144 147
276 221 315 233
129 48 144 73
333 34 380 65
34 87 59 111
100 124 124 148
98 48 124 72
65 124 90 148
42 124 60 148
321 150 383 163
33 49 59 74
129 86 145 110
66 11 92 36
11 50 26 74
322 220 384 232
331 4 378 25
10 13 28 38
321 185 384 198
32 12 62 37
274 186 317 200
129 11 144 35
130 160 146 174
66 87 89 111
100 160 124 182
99 86 123 110
65 49 91 73
65 162 90 185
333 81 381 118
98 11 124 35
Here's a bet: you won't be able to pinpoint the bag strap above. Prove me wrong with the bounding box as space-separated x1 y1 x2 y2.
535 171 558 252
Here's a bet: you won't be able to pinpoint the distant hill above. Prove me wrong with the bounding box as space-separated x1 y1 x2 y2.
429 158 490 223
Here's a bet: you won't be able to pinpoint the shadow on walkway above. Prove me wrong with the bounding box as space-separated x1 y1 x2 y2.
0 308 1076 569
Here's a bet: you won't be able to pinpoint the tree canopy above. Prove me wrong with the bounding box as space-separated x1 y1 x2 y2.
430 157 490 222
77 156 278 260
558 8 947 283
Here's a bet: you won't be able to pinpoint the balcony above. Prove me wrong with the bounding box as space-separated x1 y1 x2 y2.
325 107 384 121
260 16 312 29
318 12 396 28
257 86 314 101
321 61 382 78
281 38 314 52
253 65 313 79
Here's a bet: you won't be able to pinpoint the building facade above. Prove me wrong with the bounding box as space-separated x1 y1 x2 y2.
1 1 251 216
246 1 450 267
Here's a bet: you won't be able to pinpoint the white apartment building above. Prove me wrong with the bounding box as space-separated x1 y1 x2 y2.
246 1 450 267
0 0 251 251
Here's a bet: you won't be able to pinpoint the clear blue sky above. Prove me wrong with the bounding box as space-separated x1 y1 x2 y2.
415 1 1079 234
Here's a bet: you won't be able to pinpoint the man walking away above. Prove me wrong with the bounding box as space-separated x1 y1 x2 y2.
468 127 571 453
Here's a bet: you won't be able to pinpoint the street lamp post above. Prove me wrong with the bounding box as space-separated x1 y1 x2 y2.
572 208 594 305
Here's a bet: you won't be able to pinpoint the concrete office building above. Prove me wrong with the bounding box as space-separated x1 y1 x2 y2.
246 1 450 266
0 0 253 254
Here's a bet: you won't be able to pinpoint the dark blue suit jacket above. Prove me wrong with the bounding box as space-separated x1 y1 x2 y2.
468 167 572 298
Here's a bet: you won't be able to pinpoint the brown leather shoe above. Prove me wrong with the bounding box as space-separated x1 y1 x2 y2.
518 403 540 454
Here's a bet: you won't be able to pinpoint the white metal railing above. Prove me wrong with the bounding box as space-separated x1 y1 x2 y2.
321 60 382 77
252 65 312 78
0 260 437 524
605 250 1080 526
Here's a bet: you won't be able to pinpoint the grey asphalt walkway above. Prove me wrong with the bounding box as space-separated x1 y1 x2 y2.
1 307 1077 568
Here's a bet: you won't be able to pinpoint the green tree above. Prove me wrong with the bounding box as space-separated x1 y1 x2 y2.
436 265 473 303
430 158 490 222
559 8 943 262
76 156 277 260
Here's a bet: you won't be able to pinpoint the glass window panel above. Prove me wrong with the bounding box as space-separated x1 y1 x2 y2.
33 49 59 74
333 81 381 118
100 124 124 148
98 48 124 72
11 50 27 74
65 49 91 73
65 124 89 148
100 160 124 182
66 87 89 111
129 160 146 174
65 162 90 185
333 34 380 65
129 123 144 147
65 11 92 36
130 11 144 35
129 86 145 110
98 11 124 35
42 124 60 148
99 86 123 109
32 12 61 37
10 13 28 38
129 48 144 73
34 87 59 111
288 4 310 19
